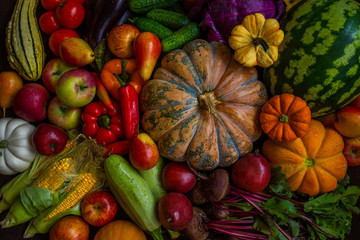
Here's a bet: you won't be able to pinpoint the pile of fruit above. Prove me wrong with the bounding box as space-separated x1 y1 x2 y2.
1 0 360 239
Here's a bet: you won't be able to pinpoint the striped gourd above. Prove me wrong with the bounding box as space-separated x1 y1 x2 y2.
264 0 360 117
5 0 45 81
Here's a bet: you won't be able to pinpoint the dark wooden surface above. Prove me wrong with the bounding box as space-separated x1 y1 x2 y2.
0 0 360 239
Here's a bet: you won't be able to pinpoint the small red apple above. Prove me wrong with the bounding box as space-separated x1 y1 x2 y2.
343 136 360 166
162 162 196 193
32 123 68 155
13 83 50 122
80 190 118 227
49 215 89 240
316 112 337 128
129 133 159 170
334 106 360 138
231 150 271 193
158 192 193 231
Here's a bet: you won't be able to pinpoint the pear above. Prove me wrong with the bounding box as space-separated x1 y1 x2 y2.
59 37 95 67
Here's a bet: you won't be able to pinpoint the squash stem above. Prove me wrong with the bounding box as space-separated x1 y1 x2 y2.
0 140 8 148
278 114 288 123
254 38 269 53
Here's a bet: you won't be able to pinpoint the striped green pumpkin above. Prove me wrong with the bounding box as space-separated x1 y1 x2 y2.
264 0 360 117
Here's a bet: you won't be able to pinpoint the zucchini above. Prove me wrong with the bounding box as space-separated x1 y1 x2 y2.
146 9 190 29
129 17 173 40
5 0 45 81
161 22 201 53
138 155 167 202
129 0 177 14
104 155 163 240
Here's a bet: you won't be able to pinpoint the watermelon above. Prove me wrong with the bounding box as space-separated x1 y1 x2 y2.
264 0 360 117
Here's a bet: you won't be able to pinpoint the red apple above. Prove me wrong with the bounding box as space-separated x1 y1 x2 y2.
334 106 360 138
47 96 82 130
343 136 360 166
350 95 360 108
129 133 159 170
316 112 337 128
158 192 193 231
80 190 118 227
162 162 196 193
13 83 50 122
49 215 89 240
56 69 96 108
42 58 77 93
32 123 68 155
231 150 271 193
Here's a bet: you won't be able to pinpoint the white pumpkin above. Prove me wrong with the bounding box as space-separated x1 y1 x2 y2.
0 118 37 175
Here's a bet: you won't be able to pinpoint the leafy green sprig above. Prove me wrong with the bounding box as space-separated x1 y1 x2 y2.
208 167 360 240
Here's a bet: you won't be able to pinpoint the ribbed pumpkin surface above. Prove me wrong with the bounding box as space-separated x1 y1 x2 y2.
262 120 348 196
264 0 360 117
140 39 268 171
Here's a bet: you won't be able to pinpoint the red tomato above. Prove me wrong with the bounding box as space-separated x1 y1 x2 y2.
55 1 85 29
38 11 61 35
48 29 80 56
41 0 62 10
66 0 86 4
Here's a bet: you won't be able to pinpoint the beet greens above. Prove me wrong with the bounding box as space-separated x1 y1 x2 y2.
206 167 360 240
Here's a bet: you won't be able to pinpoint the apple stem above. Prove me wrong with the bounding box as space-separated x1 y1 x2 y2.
0 140 8 149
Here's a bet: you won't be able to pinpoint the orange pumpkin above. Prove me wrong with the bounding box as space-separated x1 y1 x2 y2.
94 220 146 240
140 39 268 171
260 93 311 141
262 119 348 196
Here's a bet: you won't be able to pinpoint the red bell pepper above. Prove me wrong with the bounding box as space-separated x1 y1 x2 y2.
104 139 130 156
81 100 125 145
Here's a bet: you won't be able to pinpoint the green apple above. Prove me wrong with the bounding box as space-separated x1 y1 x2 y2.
42 58 76 93
56 69 96 108
47 96 82 130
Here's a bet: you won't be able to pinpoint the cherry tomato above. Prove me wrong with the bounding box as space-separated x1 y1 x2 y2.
55 1 85 29
49 29 80 56
39 11 61 35
41 0 62 10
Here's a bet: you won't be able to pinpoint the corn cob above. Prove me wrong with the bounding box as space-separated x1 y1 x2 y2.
0 140 77 213
31 157 74 191
44 172 97 220
24 172 98 238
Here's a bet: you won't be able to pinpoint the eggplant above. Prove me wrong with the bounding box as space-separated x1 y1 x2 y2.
84 0 130 49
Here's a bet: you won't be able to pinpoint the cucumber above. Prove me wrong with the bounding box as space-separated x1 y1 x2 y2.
146 9 190 29
138 155 167 202
104 155 163 239
129 17 173 40
161 22 201 53
129 0 177 14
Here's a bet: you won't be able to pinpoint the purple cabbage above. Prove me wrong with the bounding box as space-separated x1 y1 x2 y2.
188 0 286 44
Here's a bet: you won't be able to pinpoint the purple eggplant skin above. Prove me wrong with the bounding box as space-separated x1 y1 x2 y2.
84 0 130 49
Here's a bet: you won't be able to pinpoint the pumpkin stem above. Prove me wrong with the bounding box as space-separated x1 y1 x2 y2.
305 158 315 167
253 38 270 53
198 92 221 115
279 114 289 123
0 140 8 149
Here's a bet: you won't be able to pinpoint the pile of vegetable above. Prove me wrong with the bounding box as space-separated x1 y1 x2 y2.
0 0 360 240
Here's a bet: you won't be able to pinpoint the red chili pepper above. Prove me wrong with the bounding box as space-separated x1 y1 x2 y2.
81 100 125 145
114 60 140 140
104 139 130 156
92 72 114 111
